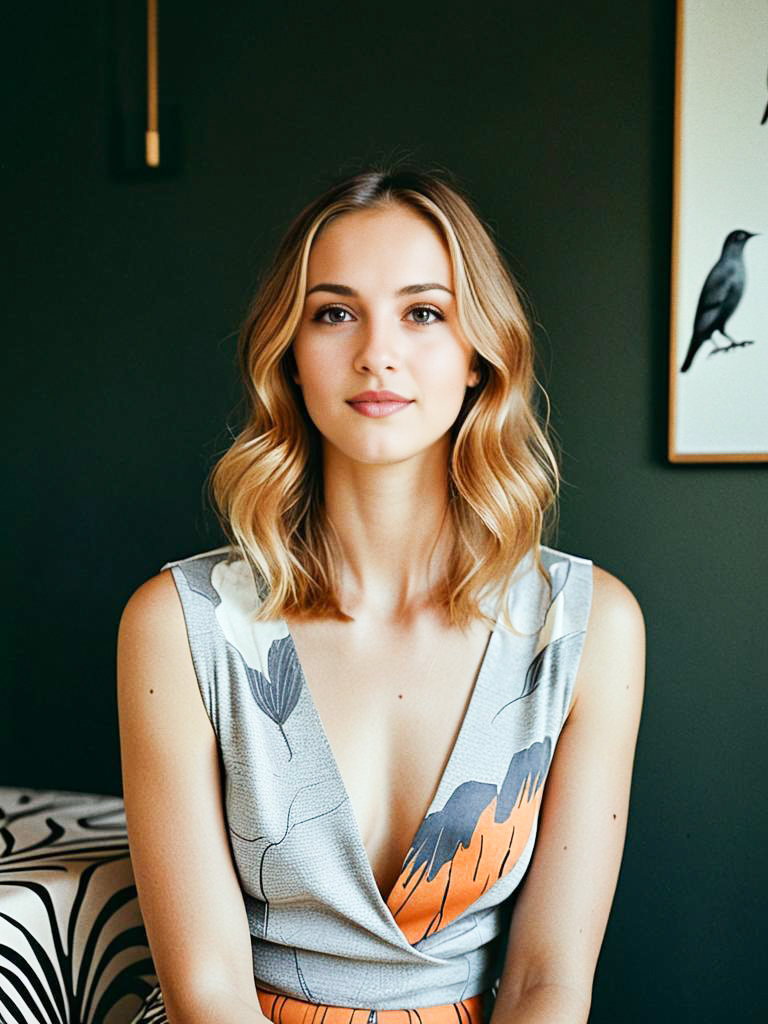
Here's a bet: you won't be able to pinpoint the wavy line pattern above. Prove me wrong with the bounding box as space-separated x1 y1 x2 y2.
0 786 159 1023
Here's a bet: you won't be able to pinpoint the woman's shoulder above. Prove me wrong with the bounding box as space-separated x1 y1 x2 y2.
539 543 643 618
532 546 645 714
567 556 646 720
119 546 235 629
117 562 213 725
590 562 644 620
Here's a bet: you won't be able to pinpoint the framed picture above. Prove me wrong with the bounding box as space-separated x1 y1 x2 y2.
668 0 768 462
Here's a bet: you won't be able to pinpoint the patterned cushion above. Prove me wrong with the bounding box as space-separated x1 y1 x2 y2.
0 786 163 1024
127 983 166 1022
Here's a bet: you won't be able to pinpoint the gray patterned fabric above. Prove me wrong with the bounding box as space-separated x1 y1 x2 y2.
160 544 593 1017
0 786 158 1023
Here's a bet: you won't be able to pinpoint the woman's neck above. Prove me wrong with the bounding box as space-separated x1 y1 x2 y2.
322 441 454 623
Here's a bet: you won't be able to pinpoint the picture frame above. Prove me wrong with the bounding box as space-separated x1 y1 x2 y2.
668 0 768 463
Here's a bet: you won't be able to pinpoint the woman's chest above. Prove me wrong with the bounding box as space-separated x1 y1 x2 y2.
283 615 494 899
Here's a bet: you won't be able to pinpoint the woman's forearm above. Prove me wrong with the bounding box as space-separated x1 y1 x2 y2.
490 982 590 1024
166 987 271 1024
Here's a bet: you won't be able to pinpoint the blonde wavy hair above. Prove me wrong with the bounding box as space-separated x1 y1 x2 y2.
209 164 561 630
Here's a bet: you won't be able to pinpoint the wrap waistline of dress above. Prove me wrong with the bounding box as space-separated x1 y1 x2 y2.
255 986 488 1024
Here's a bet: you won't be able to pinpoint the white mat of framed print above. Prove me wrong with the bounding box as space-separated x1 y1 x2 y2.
669 0 768 462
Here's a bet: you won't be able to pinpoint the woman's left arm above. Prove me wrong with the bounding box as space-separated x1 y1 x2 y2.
490 564 646 1024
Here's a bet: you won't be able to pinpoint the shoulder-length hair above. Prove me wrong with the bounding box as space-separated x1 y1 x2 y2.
209 164 561 630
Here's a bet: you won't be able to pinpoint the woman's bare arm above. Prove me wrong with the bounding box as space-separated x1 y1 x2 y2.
490 565 646 1024
117 569 269 1024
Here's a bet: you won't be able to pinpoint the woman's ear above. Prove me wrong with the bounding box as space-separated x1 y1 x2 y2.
467 358 481 388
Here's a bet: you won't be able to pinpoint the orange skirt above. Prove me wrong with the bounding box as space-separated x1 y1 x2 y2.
256 987 487 1024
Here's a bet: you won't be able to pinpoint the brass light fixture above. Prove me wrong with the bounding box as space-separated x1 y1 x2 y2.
145 0 159 166
108 0 181 178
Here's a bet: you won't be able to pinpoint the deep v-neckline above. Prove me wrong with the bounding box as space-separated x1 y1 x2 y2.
277 593 503 928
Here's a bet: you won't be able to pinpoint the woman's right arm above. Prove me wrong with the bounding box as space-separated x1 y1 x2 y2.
117 569 269 1024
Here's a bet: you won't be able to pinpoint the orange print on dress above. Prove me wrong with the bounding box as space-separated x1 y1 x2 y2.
386 737 552 944
256 989 486 1024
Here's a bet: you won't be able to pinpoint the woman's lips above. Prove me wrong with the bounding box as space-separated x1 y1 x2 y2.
346 399 413 418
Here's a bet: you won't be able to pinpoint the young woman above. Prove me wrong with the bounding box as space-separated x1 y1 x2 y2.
117 166 645 1024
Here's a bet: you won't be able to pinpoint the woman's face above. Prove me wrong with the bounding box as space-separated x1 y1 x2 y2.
291 203 480 468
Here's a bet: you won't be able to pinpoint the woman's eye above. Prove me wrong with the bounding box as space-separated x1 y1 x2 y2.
312 306 354 324
407 305 444 325
311 304 444 326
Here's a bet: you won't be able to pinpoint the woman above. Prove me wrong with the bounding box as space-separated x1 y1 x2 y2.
117 166 645 1024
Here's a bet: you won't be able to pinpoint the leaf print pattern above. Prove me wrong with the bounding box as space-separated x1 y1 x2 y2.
544 557 570 615
507 551 571 635
175 556 223 607
245 636 303 759
491 630 586 724
388 738 553 943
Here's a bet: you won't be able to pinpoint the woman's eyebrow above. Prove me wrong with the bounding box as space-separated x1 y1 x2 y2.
306 282 454 297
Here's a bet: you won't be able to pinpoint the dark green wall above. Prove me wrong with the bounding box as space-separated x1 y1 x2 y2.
5 2 766 1020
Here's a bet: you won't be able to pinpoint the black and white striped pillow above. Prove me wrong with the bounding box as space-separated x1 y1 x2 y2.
0 786 161 1023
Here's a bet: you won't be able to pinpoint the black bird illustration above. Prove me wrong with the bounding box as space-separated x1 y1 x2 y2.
680 229 759 373
762 65 768 124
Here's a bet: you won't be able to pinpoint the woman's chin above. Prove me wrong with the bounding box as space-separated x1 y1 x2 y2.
323 434 449 469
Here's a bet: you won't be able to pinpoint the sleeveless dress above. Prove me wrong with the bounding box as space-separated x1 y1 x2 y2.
160 544 593 1024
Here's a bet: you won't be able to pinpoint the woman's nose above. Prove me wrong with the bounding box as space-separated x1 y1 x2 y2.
352 318 401 375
